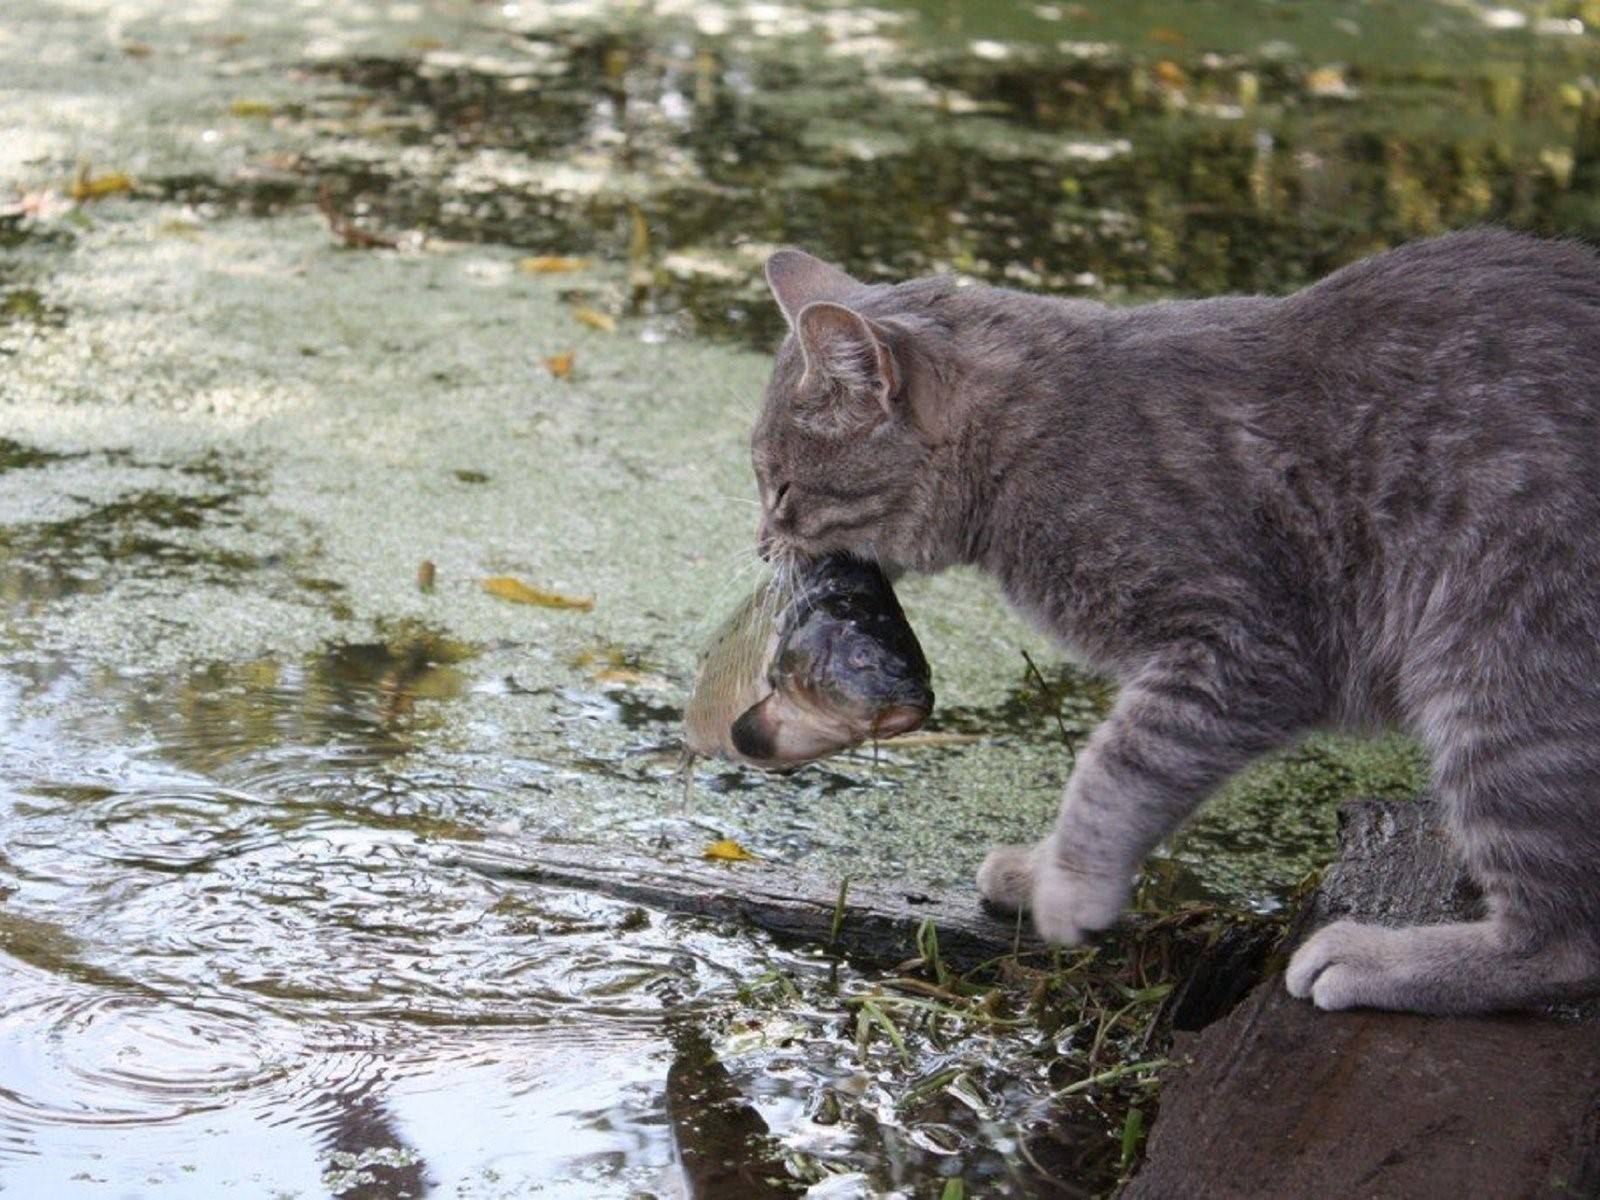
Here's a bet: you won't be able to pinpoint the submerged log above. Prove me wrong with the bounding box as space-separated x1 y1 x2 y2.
1127 799 1600 1200
444 840 1040 969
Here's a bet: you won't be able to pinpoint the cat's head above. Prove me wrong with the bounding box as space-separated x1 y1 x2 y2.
752 249 963 574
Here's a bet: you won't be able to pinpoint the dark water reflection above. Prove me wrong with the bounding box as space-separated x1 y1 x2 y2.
162 0 1600 348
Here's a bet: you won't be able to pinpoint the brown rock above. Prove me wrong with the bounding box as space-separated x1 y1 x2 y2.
1128 800 1600 1200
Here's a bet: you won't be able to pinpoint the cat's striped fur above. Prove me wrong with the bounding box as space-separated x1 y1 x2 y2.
751 230 1600 1014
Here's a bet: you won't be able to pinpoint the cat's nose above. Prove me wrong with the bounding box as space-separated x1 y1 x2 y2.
756 514 775 562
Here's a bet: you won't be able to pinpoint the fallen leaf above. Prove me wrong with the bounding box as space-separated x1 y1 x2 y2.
518 255 590 275
417 560 436 592
1153 60 1187 88
704 839 759 863
591 666 667 688
1305 66 1353 98
573 306 617 333
627 203 652 289
543 351 575 379
482 576 593 611
69 168 134 201
229 99 275 118
1147 26 1187 45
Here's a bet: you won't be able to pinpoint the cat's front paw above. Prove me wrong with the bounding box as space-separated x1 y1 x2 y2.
1285 920 1406 1011
1029 860 1129 946
976 844 1037 914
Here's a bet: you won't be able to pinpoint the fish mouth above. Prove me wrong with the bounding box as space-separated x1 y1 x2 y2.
730 691 855 767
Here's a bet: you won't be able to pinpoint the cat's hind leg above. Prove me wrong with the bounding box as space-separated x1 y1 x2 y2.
1286 917 1597 1013
1289 575 1600 1013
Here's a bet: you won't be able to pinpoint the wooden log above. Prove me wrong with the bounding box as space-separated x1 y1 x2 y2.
442 839 1040 969
1127 799 1600 1200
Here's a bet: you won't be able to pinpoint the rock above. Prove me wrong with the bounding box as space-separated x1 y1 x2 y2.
1127 799 1600 1200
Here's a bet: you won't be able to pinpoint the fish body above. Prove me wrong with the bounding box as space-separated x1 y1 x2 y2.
684 555 933 769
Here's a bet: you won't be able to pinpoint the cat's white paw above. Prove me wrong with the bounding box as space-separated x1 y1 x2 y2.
1029 860 1128 946
976 844 1038 913
1285 920 1404 1011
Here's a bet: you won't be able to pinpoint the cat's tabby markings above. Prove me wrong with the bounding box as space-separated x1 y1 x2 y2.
751 230 1600 1015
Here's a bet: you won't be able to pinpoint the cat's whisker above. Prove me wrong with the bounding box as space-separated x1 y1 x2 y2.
707 491 762 508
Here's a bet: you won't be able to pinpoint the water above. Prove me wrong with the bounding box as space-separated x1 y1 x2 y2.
2 0 1595 1193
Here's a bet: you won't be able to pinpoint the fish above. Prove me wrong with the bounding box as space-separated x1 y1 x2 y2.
684 554 934 769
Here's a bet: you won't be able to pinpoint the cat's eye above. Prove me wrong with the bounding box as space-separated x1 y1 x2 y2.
773 482 791 509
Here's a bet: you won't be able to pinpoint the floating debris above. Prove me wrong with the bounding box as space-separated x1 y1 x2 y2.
482 576 593 610
591 666 665 688
573 306 617 333
1305 65 1356 99
518 255 589 274
69 167 134 202
703 839 758 863
416 560 436 592
543 350 575 378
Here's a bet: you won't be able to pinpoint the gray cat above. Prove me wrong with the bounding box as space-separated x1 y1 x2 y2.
749 229 1600 1015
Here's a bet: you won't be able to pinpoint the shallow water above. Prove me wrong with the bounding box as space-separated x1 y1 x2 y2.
2 0 1595 1193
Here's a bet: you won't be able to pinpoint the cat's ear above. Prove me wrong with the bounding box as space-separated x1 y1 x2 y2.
765 249 861 327
794 301 900 420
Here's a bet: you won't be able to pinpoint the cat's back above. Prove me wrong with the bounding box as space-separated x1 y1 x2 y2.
1284 228 1600 349
1275 230 1600 446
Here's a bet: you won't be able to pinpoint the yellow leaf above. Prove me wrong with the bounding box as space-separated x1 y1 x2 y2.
704 839 758 863
543 351 575 379
482 576 593 611
592 666 661 687
518 255 590 274
69 169 134 201
573 306 617 333
1147 26 1186 46
229 99 275 118
627 203 652 288
1153 60 1186 88
1305 66 1351 98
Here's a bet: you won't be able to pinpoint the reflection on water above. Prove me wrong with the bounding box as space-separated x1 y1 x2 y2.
0 627 1123 1195
158 0 1600 348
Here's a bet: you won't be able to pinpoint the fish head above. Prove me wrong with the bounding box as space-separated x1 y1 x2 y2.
801 620 932 736
763 604 933 747
728 616 933 768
